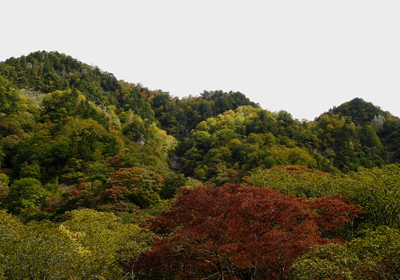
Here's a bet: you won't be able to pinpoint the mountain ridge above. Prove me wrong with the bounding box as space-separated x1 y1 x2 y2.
0 50 400 220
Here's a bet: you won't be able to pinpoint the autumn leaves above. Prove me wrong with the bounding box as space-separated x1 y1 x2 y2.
127 184 363 279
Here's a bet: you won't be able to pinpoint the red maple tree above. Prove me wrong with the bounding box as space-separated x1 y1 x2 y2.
126 184 363 279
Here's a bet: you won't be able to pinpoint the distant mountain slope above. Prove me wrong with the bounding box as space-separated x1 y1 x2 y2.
1 50 400 222
322 97 400 163
145 89 260 140
0 51 399 192
0 51 155 121
327 97 387 126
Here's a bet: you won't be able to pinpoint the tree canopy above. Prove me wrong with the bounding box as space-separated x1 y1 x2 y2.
1 51 400 278
127 184 362 279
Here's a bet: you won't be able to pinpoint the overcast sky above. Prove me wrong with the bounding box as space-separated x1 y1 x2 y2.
1 1 400 121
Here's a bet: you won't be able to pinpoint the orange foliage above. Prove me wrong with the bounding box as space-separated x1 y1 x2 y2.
69 182 92 197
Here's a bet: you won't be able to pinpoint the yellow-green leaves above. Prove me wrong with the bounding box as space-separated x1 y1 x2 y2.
61 209 154 277
292 227 400 279
247 164 400 230
0 209 153 279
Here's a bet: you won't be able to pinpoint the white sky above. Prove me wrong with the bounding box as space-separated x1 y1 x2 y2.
1 0 400 121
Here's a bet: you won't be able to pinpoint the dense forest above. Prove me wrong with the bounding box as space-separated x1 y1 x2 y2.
1 51 400 279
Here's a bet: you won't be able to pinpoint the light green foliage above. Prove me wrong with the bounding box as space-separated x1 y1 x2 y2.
122 114 177 160
0 211 78 278
245 165 331 198
180 106 322 181
0 210 23 278
61 209 154 277
338 164 400 229
8 178 45 214
0 174 8 185
121 114 147 143
105 105 121 130
247 164 400 230
0 187 9 208
270 146 317 168
0 174 10 207
1 221 80 279
0 75 27 116
0 209 153 279
41 89 111 129
19 162 41 180
358 124 382 148
182 177 204 189
13 117 125 182
148 89 259 140
292 227 400 279
41 89 85 120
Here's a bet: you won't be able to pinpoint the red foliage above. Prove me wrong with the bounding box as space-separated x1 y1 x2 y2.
307 194 363 234
99 186 127 203
44 207 55 213
69 182 92 197
109 167 162 189
99 167 163 208
127 184 363 279
105 154 121 168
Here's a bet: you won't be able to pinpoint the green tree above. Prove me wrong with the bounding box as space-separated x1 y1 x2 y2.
0 209 153 279
8 178 45 214
247 164 400 233
292 227 400 279
0 75 27 116
61 209 154 277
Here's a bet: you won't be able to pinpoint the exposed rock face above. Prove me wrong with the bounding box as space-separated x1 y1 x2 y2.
20 89 47 106
170 156 181 173
371 115 385 133
20 89 43 97
325 147 335 155
137 139 145 146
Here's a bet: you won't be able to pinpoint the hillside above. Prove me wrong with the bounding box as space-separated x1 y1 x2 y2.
2 51 400 278
1 50 400 211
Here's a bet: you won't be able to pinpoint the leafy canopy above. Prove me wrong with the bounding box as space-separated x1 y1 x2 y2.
128 184 362 279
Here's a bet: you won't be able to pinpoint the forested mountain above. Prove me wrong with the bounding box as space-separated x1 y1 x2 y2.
1 51 400 279
325 97 400 163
